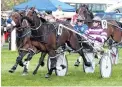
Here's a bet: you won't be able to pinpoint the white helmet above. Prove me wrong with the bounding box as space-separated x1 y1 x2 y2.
93 16 101 21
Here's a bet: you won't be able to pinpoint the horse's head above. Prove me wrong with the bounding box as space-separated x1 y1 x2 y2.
25 8 47 27
18 10 34 32
78 4 93 23
10 12 22 27
26 9 34 21
6 12 23 32
7 11 31 32
24 9 42 28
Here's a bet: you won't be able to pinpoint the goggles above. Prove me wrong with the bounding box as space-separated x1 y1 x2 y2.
93 21 99 23
77 19 84 22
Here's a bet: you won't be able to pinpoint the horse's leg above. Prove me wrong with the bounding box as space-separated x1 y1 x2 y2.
74 56 82 66
74 43 92 66
69 34 82 66
22 50 35 75
67 39 81 66
45 50 57 78
33 52 47 75
69 35 91 67
22 60 30 75
9 50 27 73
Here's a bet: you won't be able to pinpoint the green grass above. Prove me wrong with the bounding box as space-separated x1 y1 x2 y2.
1 47 122 86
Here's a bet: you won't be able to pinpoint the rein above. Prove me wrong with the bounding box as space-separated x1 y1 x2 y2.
17 30 31 38
31 23 56 38
58 24 99 52
30 20 42 30
22 16 42 30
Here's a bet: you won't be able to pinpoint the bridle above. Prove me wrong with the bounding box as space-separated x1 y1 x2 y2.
24 9 42 30
10 12 27 32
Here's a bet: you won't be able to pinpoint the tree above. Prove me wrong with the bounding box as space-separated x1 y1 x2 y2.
1 0 27 11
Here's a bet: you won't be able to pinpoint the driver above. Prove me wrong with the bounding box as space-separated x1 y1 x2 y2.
73 16 88 66
74 16 107 66
74 16 88 35
85 16 107 45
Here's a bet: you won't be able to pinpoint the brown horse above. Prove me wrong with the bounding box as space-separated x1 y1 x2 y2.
21 9 92 78
8 12 32 73
8 12 47 75
24 6 94 76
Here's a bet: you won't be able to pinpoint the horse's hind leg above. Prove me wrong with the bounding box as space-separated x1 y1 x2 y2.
67 41 81 66
78 50 91 66
33 52 47 75
9 50 27 73
69 35 91 67
22 50 35 75
45 50 57 78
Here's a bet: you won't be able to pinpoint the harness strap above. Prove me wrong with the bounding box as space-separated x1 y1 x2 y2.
30 20 42 30
58 24 99 52
17 31 31 38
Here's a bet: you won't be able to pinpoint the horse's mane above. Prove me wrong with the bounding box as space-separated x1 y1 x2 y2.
116 21 122 28
107 20 120 27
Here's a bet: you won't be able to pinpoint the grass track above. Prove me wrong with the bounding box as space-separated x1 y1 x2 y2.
1 47 122 86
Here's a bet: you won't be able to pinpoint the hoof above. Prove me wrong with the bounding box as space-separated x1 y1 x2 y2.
85 62 91 67
8 69 14 73
45 74 50 78
74 61 80 67
19 63 24 67
33 71 37 75
40 62 45 67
